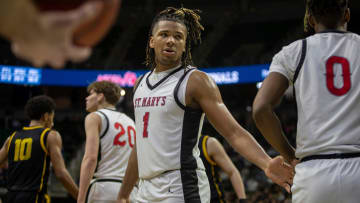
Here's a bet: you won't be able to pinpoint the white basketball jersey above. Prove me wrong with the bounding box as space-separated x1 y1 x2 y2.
133 67 205 179
270 31 360 159
93 108 136 178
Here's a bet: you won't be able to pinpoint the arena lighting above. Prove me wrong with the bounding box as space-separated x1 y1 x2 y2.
0 64 270 87
120 89 126 96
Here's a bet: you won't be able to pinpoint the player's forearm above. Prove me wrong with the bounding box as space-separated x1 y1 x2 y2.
252 105 296 163
78 157 97 202
55 168 79 199
229 171 246 199
226 129 271 171
118 149 138 199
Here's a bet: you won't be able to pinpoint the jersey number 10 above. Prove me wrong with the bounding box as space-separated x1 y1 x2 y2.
14 138 33 161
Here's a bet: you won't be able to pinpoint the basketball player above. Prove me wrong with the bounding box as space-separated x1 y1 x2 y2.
78 81 137 203
117 7 293 203
0 95 78 202
199 135 246 202
252 0 360 202
0 0 101 68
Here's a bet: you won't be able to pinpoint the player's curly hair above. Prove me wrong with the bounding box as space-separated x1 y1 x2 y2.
25 95 56 120
305 0 349 30
145 7 204 70
87 81 122 105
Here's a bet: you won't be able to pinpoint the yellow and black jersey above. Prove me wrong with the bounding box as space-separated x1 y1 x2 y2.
198 135 226 203
7 126 51 195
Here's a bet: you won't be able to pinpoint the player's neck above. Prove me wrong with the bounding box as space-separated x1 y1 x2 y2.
29 120 46 128
316 24 347 33
154 62 182 73
98 103 115 110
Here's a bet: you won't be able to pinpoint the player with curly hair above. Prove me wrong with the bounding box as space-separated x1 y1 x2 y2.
117 6 293 203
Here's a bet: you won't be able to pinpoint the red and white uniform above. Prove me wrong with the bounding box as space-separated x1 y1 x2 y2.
133 66 210 203
270 31 360 203
86 108 137 202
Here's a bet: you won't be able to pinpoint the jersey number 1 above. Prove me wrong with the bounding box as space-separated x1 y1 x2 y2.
143 112 149 138
326 56 351 96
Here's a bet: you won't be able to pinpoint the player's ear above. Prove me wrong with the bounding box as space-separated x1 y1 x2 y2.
97 93 105 102
308 14 315 29
344 8 350 23
42 112 50 122
149 36 155 48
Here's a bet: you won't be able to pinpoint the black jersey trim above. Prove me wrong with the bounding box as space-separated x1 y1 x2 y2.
174 68 195 110
94 111 108 174
146 66 184 90
293 39 307 84
301 152 360 163
292 39 307 99
94 142 102 174
180 109 204 202
96 111 109 139
133 74 145 95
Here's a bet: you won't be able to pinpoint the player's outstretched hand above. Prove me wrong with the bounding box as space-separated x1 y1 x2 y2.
264 156 294 193
11 1 102 68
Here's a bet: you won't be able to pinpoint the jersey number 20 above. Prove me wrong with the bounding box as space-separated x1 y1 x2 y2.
113 123 136 148
326 56 351 96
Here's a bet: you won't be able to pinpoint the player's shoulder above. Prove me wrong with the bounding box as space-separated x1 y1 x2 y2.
47 130 62 145
206 136 221 148
86 111 102 120
48 129 60 137
280 39 304 55
186 68 217 99
345 32 360 43
84 112 102 129
187 68 211 83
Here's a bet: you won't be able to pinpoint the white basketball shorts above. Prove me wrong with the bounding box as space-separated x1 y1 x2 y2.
86 178 138 203
136 169 210 203
292 157 360 203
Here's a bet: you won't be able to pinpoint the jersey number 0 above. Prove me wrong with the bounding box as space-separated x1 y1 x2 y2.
326 56 351 96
